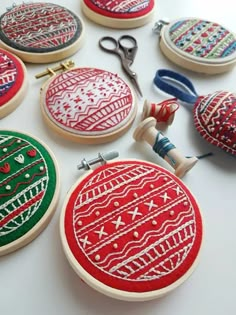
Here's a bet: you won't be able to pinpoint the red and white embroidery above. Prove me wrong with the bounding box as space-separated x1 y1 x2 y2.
0 135 48 237
42 68 135 136
194 91 236 155
0 53 17 98
91 0 151 13
63 161 202 294
0 3 81 51
0 49 26 109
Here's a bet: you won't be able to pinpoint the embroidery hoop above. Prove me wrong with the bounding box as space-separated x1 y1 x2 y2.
81 0 155 29
60 159 203 301
37 64 137 144
0 130 60 256
157 17 236 74
0 3 85 63
0 49 28 119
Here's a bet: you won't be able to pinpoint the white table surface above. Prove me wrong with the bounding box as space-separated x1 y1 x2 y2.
0 1 235 314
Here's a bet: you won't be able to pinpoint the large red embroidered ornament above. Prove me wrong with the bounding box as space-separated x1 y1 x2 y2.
81 0 155 28
0 49 27 118
39 66 137 144
60 160 203 301
155 17 236 74
0 3 85 63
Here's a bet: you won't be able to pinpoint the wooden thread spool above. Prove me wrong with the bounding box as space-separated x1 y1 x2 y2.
141 99 179 125
133 117 198 178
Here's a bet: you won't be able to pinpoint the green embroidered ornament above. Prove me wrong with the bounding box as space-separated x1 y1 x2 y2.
0 130 60 256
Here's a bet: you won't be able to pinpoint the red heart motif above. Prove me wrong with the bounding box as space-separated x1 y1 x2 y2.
27 149 37 157
194 39 201 45
186 46 194 52
0 162 10 174
201 32 208 38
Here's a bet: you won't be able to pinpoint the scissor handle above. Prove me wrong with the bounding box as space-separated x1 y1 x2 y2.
99 35 138 62
118 35 137 50
98 36 119 53
118 35 138 63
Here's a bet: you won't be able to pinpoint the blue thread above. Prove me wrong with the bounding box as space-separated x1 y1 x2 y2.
153 132 176 165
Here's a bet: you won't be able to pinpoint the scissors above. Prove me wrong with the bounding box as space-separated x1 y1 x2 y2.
98 35 143 97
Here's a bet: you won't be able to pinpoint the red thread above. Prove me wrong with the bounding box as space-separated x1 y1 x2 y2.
83 0 154 19
0 139 18 149
151 98 179 123
193 91 236 156
0 162 10 174
0 168 46 198
0 49 25 107
27 149 37 157
0 190 45 227
0 159 43 187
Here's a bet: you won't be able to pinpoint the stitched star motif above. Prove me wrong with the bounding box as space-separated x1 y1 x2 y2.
160 192 171 203
173 186 181 196
128 207 142 220
112 216 125 230
79 235 92 249
94 226 108 239
144 200 158 211
63 104 70 110
74 96 82 103
86 91 93 97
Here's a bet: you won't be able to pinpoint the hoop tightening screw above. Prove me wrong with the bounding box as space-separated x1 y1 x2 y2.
35 60 75 79
77 151 119 170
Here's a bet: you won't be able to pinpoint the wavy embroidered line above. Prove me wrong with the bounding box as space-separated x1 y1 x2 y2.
0 158 43 187
0 168 46 197
97 210 193 269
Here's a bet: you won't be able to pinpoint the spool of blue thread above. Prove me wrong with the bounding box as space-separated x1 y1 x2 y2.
133 117 198 178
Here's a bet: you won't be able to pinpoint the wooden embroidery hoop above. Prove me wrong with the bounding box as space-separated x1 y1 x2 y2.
81 0 155 29
0 3 85 63
0 50 28 119
36 62 137 144
157 17 236 74
60 158 203 301
0 130 60 256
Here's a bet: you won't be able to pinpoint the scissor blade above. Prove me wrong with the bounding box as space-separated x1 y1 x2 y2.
131 76 143 98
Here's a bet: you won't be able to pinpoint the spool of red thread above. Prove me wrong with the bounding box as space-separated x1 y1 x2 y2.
142 98 179 125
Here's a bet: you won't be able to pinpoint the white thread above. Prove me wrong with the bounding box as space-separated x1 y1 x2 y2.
109 220 194 276
101 211 193 270
128 207 142 220
87 195 191 256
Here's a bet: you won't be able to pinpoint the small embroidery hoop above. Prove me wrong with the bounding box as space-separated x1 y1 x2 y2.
60 158 203 301
0 50 28 119
81 0 155 29
0 3 85 63
157 17 236 74
0 130 60 256
36 62 137 144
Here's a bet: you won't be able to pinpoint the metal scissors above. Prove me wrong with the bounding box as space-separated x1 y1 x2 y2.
98 35 143 97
